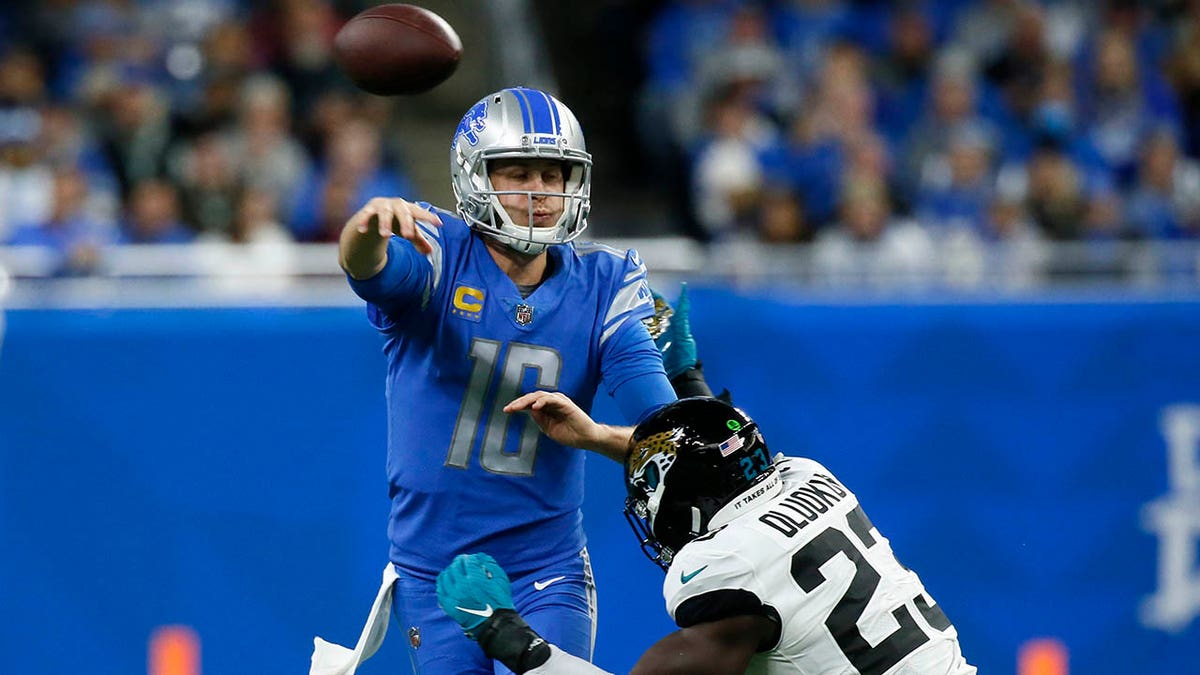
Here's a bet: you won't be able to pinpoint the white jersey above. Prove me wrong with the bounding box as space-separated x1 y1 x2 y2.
663 455 976 675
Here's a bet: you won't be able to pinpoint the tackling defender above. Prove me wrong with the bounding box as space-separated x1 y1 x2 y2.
438 396 977 675
334 87 703 674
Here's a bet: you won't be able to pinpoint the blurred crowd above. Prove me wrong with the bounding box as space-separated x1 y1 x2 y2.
644 0 1200 281
0 0 414 275
3 0 1200 284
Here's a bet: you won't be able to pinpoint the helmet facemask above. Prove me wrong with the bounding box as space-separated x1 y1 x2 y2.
625 493 674 570
624 442 680 570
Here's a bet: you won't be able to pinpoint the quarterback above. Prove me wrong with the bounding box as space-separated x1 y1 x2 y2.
438 396 977 675
334 87 696 673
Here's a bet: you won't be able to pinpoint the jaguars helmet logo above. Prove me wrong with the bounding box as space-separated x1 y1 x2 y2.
628 427 682 493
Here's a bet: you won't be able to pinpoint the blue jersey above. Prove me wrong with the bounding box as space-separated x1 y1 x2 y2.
348 210 675 576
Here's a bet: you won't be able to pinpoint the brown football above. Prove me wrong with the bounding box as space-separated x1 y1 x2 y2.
333 4 462 96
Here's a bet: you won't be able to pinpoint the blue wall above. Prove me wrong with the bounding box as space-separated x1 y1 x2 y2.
2 287 1199 674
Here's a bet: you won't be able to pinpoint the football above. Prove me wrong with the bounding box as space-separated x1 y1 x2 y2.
333 4 462 96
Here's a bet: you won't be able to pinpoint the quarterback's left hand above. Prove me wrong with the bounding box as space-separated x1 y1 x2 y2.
505 390 634 462
436 553 515 640
504 390 601 448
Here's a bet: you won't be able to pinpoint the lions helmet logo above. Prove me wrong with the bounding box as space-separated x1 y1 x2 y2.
455 100 488 147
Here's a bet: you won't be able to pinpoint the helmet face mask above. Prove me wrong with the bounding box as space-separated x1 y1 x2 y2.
450 87 592 255
623 397 779 571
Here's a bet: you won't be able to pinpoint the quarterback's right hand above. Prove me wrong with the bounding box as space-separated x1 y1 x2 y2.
344 197 443 255
436 553 516 640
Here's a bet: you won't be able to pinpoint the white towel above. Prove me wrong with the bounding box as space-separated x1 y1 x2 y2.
311 564 400 675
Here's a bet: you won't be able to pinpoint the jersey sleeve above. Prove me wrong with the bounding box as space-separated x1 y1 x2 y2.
596 247 675 422
600 309 675 423
599 248 656 346
665 541 772 626
345 221 443 330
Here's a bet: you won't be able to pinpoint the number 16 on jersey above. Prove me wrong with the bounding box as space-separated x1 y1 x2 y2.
445 338 563 475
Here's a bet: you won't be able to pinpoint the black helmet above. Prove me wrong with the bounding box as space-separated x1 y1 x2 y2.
624 397 777 570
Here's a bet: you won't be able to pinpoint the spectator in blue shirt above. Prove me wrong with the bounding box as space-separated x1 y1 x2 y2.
117 179 194 244
7 166 110 275
915 122 996 233
1078 29 1181 187
1125 126 1200 240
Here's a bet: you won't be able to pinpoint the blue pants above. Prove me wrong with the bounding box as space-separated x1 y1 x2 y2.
390 548 596 674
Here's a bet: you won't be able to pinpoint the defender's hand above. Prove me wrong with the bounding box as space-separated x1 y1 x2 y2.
344 197 443 255
654 284 698 379
436 553 515 640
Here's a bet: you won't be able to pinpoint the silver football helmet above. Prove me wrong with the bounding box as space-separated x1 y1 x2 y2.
450 87 592 255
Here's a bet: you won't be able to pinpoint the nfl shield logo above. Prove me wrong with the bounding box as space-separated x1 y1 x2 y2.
515 303 534 326
408 626 421 649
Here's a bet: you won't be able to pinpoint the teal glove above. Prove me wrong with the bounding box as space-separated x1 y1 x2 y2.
653 284 698 380
436 553 516 640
